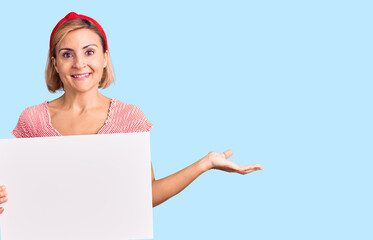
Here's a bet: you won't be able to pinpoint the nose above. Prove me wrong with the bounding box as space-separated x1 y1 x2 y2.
72 54 86 69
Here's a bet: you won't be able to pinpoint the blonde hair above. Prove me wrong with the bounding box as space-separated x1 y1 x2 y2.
46 18 114 93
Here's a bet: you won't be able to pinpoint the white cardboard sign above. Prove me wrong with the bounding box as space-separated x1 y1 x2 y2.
0 133 153 240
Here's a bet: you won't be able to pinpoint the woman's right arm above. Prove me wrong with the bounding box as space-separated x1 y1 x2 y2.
0 185 8 214
151 150 263 207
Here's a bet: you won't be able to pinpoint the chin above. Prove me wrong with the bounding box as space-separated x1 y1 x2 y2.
67 84 100 93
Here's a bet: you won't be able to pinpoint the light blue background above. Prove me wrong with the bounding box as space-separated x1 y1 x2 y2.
0 1 372 239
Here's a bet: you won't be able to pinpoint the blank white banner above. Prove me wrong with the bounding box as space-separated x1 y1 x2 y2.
0 133 153 240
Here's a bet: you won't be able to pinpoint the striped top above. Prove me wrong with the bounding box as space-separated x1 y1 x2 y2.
12 98 153 138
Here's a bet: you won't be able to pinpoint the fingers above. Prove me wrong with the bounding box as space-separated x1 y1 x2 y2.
0 196 8 204
243 163 263 171
0 186 7 198
237 163 263 175
223 149 233 159
0 185 8 204
0 185 8 215
249 163 263 170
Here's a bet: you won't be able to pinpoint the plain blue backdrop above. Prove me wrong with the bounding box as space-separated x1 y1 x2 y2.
0 1 372 239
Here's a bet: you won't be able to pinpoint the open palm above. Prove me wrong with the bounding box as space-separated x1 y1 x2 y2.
206 150 263 175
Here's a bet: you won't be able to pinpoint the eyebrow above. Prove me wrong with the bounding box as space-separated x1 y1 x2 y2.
58 44 99 53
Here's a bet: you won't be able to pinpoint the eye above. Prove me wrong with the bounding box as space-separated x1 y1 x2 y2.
62 52 72 58
86 50 94 56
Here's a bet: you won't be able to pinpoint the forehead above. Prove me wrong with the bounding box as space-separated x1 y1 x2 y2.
58 28 102 49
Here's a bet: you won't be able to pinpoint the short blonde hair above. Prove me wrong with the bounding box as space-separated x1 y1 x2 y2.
46 18 115 93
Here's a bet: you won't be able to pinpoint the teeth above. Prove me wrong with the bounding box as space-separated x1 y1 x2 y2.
72 73 90 78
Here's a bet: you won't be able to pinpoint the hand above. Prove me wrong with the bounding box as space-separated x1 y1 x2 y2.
0 185 8 215
204 150 263 175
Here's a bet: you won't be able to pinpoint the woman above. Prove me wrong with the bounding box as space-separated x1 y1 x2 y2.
0 12 262 214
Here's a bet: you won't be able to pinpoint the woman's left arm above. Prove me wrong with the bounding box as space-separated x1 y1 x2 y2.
151 150 262 207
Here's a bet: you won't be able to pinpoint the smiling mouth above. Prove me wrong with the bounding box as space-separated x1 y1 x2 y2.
71 73 91 78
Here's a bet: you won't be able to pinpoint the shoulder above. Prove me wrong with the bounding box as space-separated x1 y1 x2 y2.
19 102 47 119
107 98 154 132
111 98 146 118
12 101 49 138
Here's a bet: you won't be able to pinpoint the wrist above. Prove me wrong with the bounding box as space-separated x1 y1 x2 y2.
198 156 212 173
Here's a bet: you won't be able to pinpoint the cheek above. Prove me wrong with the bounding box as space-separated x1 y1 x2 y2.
56 60 72 74
91 58 105 73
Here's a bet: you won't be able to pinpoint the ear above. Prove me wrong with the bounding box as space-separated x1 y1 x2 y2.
104 50 108 68
51 56 59 73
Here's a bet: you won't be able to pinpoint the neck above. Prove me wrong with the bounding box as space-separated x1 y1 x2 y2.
58 90 107 113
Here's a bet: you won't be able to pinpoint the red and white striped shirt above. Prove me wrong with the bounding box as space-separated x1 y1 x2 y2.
12 98 153 138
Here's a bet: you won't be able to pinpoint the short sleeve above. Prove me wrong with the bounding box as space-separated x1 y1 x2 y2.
131 105 154 132
12 110 32 138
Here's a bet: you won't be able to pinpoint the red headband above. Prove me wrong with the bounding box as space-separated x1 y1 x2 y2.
49 12 108 56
